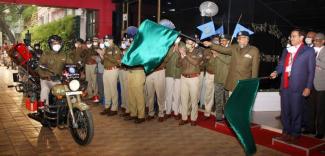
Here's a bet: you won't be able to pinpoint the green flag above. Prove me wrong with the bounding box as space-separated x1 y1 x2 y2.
224 78 260 155
122 19 180 73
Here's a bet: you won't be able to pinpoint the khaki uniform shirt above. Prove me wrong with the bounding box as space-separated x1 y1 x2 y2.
70 47 84 64
103 44 121 69
177 48 203 75
210 44 260 91
164 42 185 79
83 48 98 65
37 51 73 78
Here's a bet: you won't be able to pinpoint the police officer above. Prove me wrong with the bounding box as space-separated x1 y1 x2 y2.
101 35 121 116
202 36 217 120
164 39 184 120
70 38 85 65
84 37 99 102
178 37 203 126
119 36 132 117
33 43 43 59
145 52 167 122
203 31 260 92
124 65 146 124
213 34 232 122
37 35 72 106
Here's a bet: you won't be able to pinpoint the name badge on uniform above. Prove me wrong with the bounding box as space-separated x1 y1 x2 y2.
244 54 252 59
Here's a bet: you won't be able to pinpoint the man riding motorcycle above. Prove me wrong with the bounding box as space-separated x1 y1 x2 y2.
37 35 73 106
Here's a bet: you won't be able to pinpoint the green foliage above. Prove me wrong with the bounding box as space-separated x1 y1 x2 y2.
21 15 75 52
21 6 37 23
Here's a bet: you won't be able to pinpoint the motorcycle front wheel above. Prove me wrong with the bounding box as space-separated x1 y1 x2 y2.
68 108 94 145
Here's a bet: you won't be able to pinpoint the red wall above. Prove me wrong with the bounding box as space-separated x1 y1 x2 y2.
0 0 115 37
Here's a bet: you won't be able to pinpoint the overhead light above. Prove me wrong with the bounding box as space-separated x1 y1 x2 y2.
169 9 175 12
153 16 156 18
167 2 172 5
162 11 166 14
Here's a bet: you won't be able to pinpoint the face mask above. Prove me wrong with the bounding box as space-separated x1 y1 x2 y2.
239 44 245 48
74 43 79 48
93 42 98 46
212 41 219 45
86 44 92 48
305 38 312 45
52 44 61 52
121 43 127 49
99 43 105 49
104 42 110 47
125 40 130 46
286 43 291 48
35 46 39 50
185 44 193 49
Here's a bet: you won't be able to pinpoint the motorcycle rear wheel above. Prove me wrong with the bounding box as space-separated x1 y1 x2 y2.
68 108 94 145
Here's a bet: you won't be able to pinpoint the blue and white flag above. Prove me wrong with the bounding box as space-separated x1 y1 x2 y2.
197 21 216 40
215 25 224 35
231 24 254 40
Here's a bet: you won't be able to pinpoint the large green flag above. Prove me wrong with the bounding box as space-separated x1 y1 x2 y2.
122 19 180 73
224 78 260 155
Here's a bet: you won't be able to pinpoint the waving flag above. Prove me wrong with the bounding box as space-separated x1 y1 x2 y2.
231 23 254 40
122 19 180 73
215 25 224 35
224 78 259 155
197 21 216 40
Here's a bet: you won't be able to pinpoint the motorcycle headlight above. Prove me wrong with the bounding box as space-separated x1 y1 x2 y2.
69 80 80 91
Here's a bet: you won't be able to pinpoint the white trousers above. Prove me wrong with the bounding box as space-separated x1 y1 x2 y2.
165 77 181 115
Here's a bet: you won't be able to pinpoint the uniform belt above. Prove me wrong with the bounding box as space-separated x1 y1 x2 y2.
206 70 214 75
86 60 97 65
182 73 200 78
105 66 118 70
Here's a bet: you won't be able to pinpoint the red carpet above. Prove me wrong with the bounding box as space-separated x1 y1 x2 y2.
196 111 325 156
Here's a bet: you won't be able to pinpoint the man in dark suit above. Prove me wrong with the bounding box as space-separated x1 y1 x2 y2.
270 29 316 144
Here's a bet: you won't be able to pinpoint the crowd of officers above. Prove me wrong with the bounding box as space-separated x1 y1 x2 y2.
37 29 260 125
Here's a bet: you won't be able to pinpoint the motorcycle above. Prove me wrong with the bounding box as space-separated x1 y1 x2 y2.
28 64 94 145
8 43 94 145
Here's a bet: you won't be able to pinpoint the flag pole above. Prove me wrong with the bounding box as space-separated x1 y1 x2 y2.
230 13 243 44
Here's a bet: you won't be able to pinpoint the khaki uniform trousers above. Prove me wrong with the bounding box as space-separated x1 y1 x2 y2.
127 70 146 119
145 69 166 117
85 64 98 98
165 77 181 115
40 79 60 106
119 69 129 113
180 76 200 121
103 68 119 111
204 72 215 117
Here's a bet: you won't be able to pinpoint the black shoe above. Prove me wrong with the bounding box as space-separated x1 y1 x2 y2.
107 111 118 116
302 130 316 135
146 115 155 121
315 134 324 139
124 116 137 121
100 109 110 115
134 118 145 124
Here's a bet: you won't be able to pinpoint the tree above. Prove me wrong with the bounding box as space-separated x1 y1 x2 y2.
0 5 25 43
